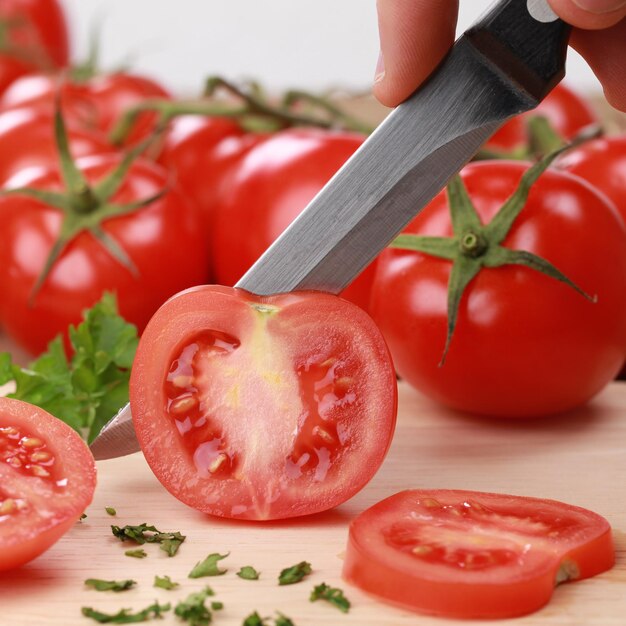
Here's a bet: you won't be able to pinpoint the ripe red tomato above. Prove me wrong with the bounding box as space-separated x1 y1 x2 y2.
0 155 210 356
130 285 397 521
210 128 376 310
370 161 626 416
0 397 96 571
0 108 113 185
487 83 597 151
0 71 170 145
343 489 614 619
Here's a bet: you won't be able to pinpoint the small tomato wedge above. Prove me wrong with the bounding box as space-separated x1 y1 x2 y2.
130 286 397 521
0 398 96 572
343 489 614 619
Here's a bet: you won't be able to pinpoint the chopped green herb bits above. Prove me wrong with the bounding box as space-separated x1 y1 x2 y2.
188 552 229 578
278 561 312 585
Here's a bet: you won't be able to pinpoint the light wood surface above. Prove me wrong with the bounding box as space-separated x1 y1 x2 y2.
1 381 625 625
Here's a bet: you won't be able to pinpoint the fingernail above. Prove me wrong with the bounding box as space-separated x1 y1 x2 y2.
572 0 626 13
374 51 385 84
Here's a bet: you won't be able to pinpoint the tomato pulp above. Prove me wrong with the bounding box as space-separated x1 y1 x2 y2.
130 286 397 520
343 489 614 619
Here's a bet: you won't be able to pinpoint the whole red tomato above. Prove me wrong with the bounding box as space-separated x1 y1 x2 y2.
371 161 626 417
210 128 376 310
0 155 210 355
0 0 69 94
0 71 170 145
487 83 597 151
0 108 113 185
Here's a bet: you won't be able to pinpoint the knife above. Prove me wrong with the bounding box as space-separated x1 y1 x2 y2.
90 0 570 460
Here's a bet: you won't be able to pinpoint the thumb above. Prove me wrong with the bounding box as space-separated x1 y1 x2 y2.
548 0 626 28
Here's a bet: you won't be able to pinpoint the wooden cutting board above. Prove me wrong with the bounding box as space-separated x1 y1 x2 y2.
1 381 624 626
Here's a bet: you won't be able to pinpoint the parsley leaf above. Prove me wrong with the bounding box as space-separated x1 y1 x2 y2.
310 582 351 613
81 601 170 623
237 565 260 580
275 614 296 626
111 524 186 556
174 588 215 626
188 553 229 578
106 507 117 516
242 611 268 626
84 579 136 592
154 575 178 590
210 602 223 611
277 561 312 585
124 549 147 559
0 293 138 443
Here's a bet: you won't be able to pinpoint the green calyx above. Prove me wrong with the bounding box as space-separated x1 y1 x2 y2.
391 144 597 365
1 105 164 305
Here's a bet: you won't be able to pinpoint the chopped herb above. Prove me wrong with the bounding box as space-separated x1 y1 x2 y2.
111 523 186 556
237 565 260 580
210 602 223 611
309 582 351 613
81 601 170 623
154 575 178 590
84 579 136 592
0 293 138 443
80 513 88 521
275 614 296 626
124 549 147 559
188 552 229 578
174 588 214 626
106 507 117 516
242 611 267 626
278 561 312 585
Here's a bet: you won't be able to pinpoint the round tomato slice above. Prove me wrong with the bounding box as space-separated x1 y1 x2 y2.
0 398 96 571
130 286 397 521
343 489 614 619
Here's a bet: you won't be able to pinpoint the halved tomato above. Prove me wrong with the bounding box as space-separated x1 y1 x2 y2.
0 398 96 571
129 286 397 521
343 489 614 619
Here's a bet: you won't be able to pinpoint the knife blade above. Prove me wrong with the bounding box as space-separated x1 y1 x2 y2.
90 0 570 460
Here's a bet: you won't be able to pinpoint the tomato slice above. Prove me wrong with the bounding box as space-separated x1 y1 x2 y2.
0 398 96 571
343 489 614 619
130 286 397 521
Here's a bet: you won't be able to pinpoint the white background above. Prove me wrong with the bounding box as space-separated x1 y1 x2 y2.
62 0 601 99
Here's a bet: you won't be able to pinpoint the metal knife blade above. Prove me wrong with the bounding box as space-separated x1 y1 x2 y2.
90 0 570 460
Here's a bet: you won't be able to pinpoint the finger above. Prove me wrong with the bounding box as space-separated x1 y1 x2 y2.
373 0 458 108
548 0 626 28
568 18 626 110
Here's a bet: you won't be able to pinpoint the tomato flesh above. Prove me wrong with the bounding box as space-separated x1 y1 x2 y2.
343 489 614 619
0 398 96 571
130 286 397 520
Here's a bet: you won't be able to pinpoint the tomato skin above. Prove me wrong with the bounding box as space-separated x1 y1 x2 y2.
130 285 397 521
0 108 114 186
0 397 96 571
487 83 597 150
0 71 171 145
343 489 613 619
370 162 626 417
210 128 376 310
0 155 210 356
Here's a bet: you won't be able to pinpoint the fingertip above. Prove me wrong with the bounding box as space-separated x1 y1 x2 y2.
548 0 626 29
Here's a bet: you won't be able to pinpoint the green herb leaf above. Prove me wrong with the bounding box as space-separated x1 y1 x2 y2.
210 602 223 611
84 579 136 592
81 601 170 623
278 561 312 585
124 549 147 559
237 565 260 580
309 582 351 613
275 613 296 626
188 553 229 578
111 524 185 556
0 293 138 443
106 507 117 516
242 611 268 626
174 588 214 626
153 575 178 590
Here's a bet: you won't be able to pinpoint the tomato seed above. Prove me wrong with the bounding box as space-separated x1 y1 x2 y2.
313 426 335 444
169 396 198 415
6 456 22 468
208 453 227 474
422 498 442 508
171 375 193 389
0 427 19 438
30 451 53 464
0 498 16 515
30 465 50 478
413 545 434 555
21 437 44 449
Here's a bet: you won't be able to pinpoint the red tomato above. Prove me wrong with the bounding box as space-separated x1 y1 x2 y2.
210 128 375 310
130 285 397 521
0 397 96 571
487 83 597 151
0 0 69 94
0 71 170 145
0 155 210 356
370 162 626 416
343 489 614 619
0 108 113 185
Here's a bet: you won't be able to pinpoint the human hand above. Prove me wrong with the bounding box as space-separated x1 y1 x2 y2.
373 0 626 111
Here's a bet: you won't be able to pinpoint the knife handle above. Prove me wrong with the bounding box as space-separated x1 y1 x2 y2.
466 0 571 101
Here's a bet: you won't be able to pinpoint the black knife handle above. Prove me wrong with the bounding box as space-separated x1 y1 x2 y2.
466 0 571 101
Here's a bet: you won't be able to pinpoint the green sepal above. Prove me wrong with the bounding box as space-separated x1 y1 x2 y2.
390 235 457 260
